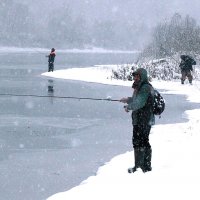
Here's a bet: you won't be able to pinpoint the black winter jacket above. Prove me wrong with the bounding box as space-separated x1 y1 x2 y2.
179 55 196 72
127 68 155 126
48 52 56 63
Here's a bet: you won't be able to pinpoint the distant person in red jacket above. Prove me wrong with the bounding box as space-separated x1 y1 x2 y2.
47 48 56 72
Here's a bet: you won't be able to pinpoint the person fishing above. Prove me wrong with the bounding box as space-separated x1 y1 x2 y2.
46 48 56 72
120 68 155 173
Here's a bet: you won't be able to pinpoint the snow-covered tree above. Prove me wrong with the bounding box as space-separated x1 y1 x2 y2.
142 13 200 58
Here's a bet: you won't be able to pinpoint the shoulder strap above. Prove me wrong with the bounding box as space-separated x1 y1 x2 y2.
139 81 153 91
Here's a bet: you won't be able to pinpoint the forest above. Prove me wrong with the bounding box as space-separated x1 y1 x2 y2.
111 13 200 81
0 0 149 49
1 0 200 59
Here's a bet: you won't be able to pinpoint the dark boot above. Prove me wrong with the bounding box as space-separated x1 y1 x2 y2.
142 147 152 173
128 147 145 173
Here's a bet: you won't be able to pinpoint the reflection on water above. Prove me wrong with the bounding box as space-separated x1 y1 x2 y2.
48 79 54 93
47 79 54 104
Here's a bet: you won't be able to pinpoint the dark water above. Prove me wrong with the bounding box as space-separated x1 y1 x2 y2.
0 52 137 200
0 51 198 200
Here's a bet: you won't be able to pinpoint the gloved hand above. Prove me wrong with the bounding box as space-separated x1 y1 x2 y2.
124 105 129 112
120 97 128 103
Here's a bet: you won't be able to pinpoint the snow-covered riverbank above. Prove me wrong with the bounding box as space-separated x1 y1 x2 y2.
42 66 200 200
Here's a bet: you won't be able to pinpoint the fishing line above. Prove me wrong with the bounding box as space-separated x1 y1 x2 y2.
0 93 120 102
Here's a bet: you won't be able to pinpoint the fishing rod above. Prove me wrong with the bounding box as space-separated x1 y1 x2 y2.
0 93 120 102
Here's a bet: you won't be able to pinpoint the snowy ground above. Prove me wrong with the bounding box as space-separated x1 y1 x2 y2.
42 66 200 200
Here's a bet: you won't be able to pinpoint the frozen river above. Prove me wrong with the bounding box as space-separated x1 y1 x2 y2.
0 51 198 200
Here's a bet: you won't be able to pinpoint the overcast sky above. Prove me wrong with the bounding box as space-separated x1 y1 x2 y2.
18 0 200 26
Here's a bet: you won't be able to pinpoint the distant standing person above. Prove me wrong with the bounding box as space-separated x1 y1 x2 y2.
120 68 155 173
179 55 196 84
47 48 56 72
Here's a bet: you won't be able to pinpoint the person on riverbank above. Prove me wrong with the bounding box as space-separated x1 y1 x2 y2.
120 68 155 173
179 55 196 85
47 48 56 72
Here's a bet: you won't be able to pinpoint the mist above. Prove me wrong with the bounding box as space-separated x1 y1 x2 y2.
1 0 200 50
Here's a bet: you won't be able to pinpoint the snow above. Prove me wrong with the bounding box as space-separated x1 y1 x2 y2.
42 66 200 200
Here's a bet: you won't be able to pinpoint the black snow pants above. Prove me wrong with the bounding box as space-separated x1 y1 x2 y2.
132 124 152 172
48 62 54 72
